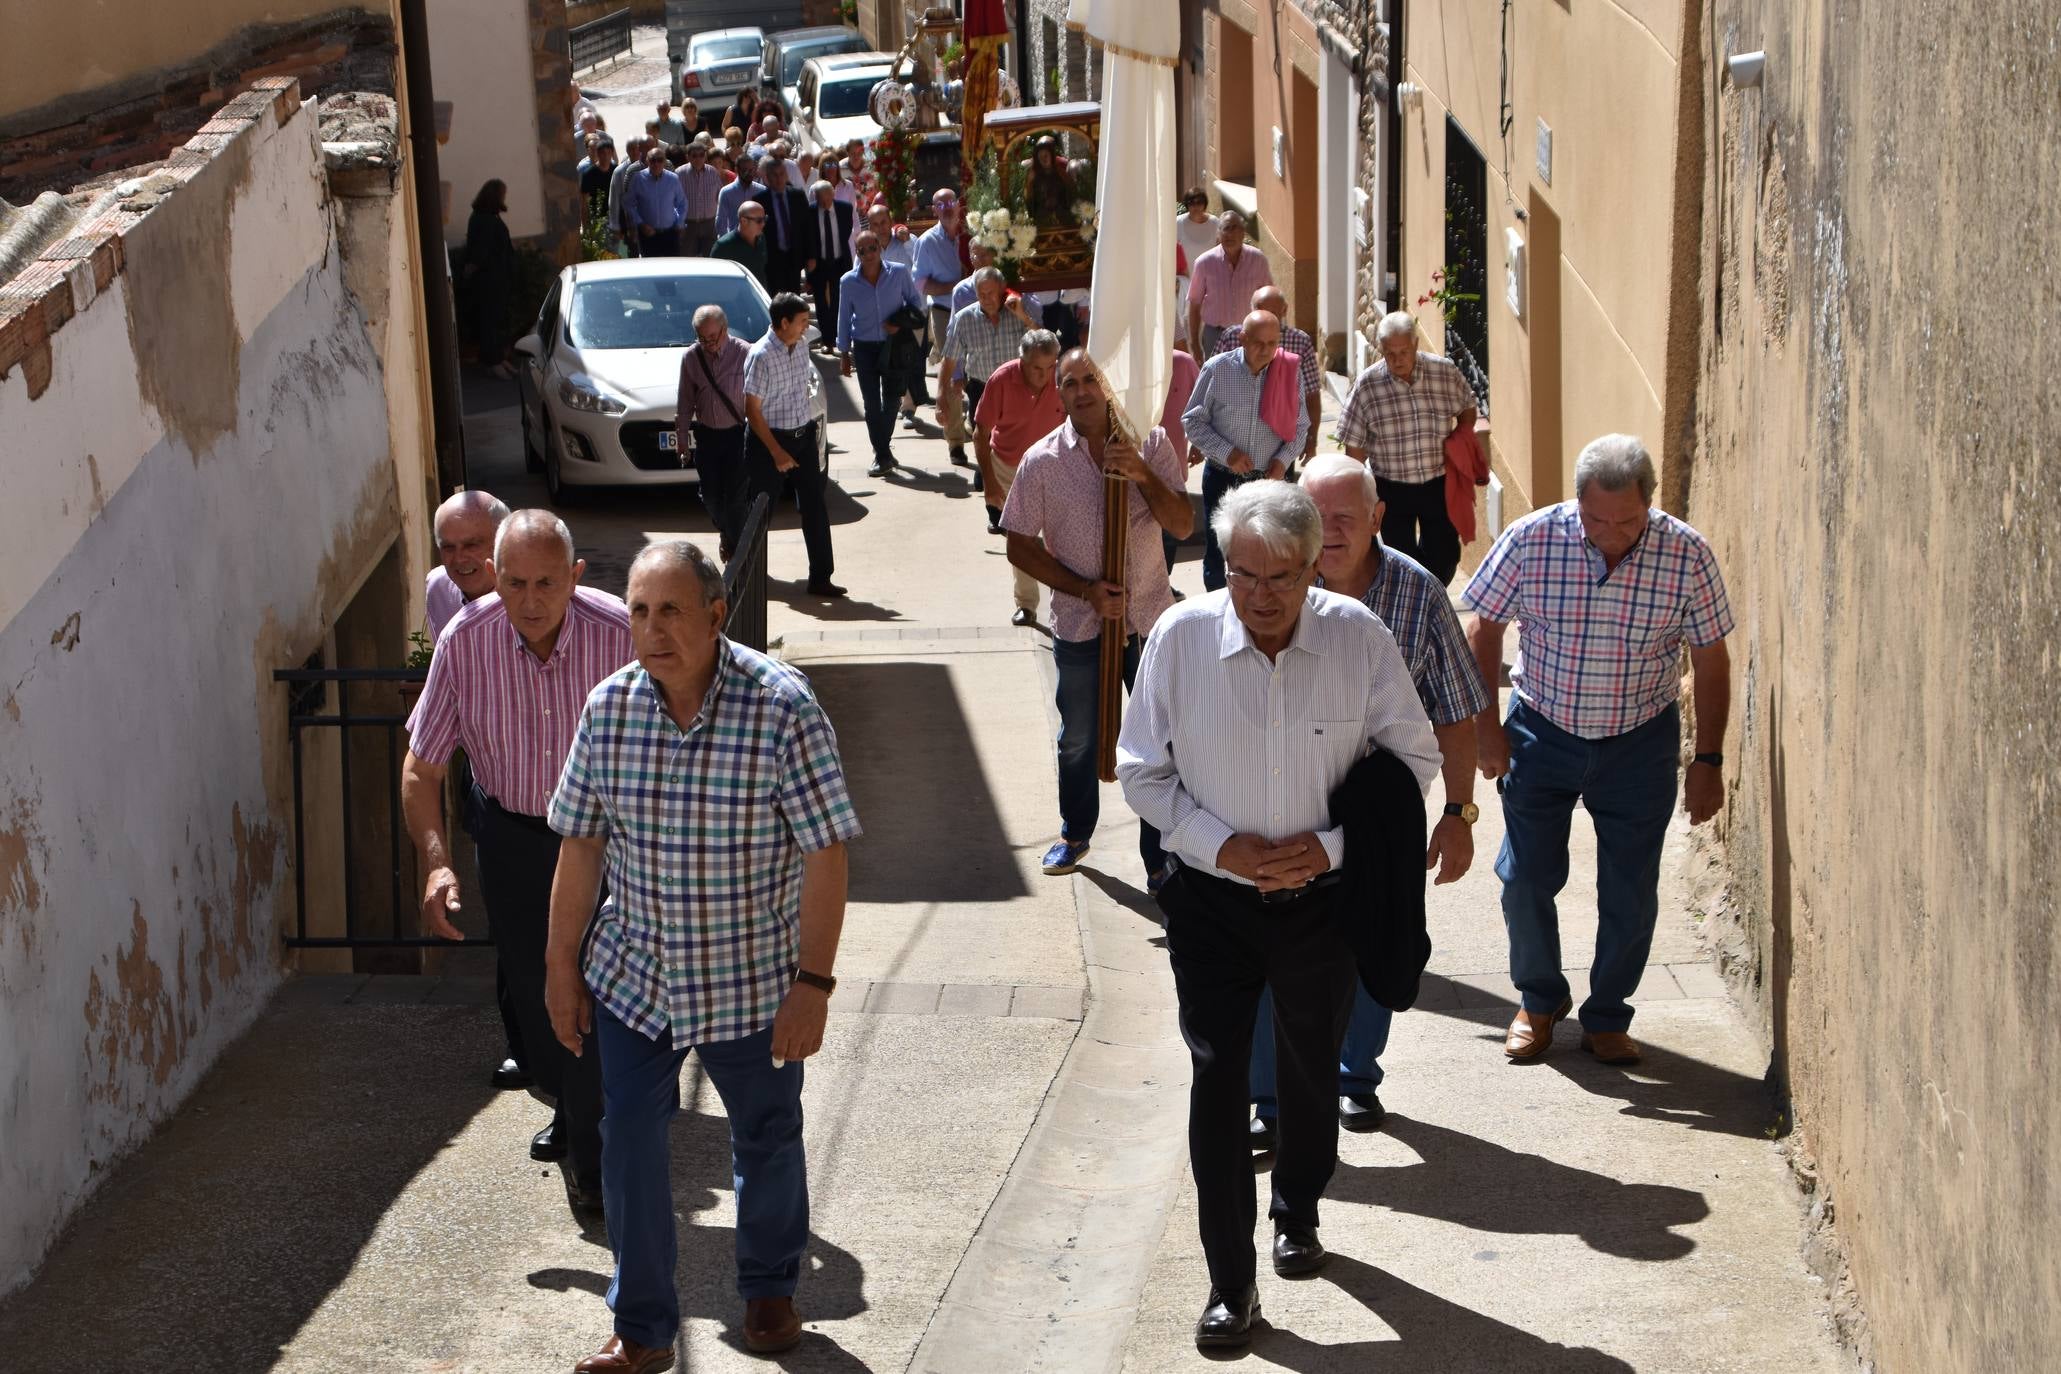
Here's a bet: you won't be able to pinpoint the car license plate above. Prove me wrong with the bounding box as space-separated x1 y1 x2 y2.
658 430 678 453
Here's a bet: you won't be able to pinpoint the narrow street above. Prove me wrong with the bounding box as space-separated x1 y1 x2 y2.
0 354 1846 1372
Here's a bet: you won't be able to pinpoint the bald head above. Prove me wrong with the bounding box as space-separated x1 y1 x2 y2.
1239 310 1282 373
1249 286 1288 321
433 490 509 600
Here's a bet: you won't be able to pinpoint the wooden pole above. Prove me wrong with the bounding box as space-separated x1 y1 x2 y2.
1094 382 1141 783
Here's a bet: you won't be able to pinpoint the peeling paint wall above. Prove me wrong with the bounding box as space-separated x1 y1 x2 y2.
0 90 419 1294
1690 2 2061 1367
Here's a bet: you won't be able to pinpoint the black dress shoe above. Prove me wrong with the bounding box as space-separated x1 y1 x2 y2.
1010 608 1035 627
949 445 970 466
531 1119 567 1162
564 1172 606 1223
1339 1091 1386 1132
491 1057 532 1090
867 459 896 478
806 579 848 598
1273 1226 1328 1276
1249 1114 1277 1152
1194 1286 1260 1348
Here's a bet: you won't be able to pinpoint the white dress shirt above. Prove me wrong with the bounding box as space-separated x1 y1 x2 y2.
1116 589 1441 883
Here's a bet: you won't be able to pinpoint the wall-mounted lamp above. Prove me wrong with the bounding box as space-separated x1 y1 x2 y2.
1727 51 1766 87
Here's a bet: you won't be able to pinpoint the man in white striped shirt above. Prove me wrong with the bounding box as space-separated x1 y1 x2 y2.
1117 482 1437 1349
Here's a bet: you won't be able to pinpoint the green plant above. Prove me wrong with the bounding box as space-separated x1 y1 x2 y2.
580 201 618 261
837 0 856 20
406 629 435 670
1046 66 1061 99
1415 266 1480 327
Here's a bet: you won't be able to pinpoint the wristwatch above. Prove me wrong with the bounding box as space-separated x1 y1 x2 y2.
1692 752 1724 770
794 969 838 995
1443 802 1481 824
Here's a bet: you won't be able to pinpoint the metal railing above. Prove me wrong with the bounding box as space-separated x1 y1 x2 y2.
723 492 771 652
568 7 632 75
1445 330 1491 417
273 666 479 950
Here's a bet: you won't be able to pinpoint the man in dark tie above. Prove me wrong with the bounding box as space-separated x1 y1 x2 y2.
806 180 854 353
750 160 818 295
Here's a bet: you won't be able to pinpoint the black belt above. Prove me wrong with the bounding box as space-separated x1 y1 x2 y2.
766 421 815 440
1186 866 1342 907
471 783 554 835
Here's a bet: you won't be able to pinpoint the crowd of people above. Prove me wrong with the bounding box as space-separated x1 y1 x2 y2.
419 131 1737 1361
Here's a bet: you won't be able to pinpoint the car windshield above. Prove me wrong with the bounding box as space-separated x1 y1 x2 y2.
784 40 860 83
566 275 771 350
819 77 879 119
694 36 760 63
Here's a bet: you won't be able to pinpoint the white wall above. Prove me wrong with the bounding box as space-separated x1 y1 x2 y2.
426 0 548 242
0 94 410 1294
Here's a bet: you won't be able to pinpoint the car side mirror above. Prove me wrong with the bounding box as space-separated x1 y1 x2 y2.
513 333 542 359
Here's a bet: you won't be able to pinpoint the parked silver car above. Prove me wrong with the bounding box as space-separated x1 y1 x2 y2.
758 25 868 124
671 26 764 113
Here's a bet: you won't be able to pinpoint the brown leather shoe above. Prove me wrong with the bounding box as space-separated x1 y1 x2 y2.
1505 996 1573 1060
743 1297 802 1354
573 1333 675 1373
1581 1030 1643 1065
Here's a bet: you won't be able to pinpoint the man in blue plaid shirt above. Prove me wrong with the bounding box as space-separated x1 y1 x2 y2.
545 540 861 1371
1247 454 1492 1144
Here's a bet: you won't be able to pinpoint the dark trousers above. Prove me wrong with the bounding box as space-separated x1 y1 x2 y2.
597 1005 808 1348
962 376 994 519
903 318 932 406
1201 462 1262 591
681 218 717 256
691 423 750 556
1498 699 1680 1033
1043 301 1081 352
1052 635 1164 871
1159 868 1357 1293
1375 474 1461 585
746 421 832 582
850 341 903 465
459 765 526 1068
1251 981 1392 1117
470 785 604 1183
810 259 848 336
766 248 805 293
642 225 683 257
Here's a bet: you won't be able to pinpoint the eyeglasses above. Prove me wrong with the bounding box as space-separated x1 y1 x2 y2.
1224 565 1313 595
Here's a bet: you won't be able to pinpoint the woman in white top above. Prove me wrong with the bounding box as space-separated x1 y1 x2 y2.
1174 187 1219 347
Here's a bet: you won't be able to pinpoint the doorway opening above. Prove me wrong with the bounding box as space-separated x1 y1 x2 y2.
1444 116 1490 406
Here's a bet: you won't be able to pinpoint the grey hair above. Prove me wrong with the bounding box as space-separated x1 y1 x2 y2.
494 508 576 567
1299 453 1380 513
1375 310 1417 343
433 489 511 538
809 178 833 197
629 539 725 607
1019 328 1061 359
1573 433 1658 501
971 265 1006 291
692 303 727 329
1219 209 1247 231
1211 481 1323 568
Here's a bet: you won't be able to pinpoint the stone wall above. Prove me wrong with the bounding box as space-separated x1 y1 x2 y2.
1687 2 2061 1367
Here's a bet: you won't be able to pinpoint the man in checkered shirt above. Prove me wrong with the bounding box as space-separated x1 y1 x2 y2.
1464 434 1733 1069
1338 310 1483 585
545 540 860 1370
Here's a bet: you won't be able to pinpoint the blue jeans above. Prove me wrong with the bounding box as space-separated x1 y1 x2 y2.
849 339 903 465
1200 462 1262 592
1497 698 1680 1033
1052 635 1164 871
1249 982 1391 1119
597 1004 809 1348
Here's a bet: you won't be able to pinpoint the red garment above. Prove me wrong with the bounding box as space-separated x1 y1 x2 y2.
1260 350 1302 445
1443 425 1489 544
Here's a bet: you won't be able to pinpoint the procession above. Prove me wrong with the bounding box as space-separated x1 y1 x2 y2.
5 0 1999 1371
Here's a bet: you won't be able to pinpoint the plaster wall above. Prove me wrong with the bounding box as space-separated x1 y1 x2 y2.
0 95 409 1294
1691 1 2061 1366
1400 0 1685 532
424 0 549 243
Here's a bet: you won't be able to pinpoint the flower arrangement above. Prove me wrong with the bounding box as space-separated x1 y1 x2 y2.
964 149 1039 279
868 130 919 224
1072 200 1099 244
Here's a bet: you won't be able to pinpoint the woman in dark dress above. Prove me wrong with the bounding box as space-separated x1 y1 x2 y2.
465 180 517 378
721 88 759 144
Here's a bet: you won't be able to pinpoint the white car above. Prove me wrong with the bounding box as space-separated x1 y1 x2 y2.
793 53 897 156
513 258 827 502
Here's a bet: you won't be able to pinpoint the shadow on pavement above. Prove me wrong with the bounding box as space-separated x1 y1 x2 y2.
1078 865 1163 924
1329 1115 1706 1261
1248 1253 1634 1371
801 661 1029 905
1414 973 1779 1140
0 996 503 1371
771 581 903 623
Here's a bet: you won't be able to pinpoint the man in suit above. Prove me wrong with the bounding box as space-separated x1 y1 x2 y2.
750 160 818 294
805 180 855 352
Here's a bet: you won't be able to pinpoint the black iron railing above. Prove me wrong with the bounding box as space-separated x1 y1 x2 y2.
1446 330 1491 417
569 7 632 75
723 492 771 652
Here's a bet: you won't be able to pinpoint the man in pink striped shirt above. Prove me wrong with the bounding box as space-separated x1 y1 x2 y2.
403 509 633 1224
1186 212 1273 358
425 489 509 639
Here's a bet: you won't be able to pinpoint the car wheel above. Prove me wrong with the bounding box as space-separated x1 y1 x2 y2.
521 395 543 473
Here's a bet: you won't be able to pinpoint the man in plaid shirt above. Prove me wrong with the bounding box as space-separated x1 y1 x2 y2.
546 540 860 1371
1338 311 1482 584
1464 434 1733 1068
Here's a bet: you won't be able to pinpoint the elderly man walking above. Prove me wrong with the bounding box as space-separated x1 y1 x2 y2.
914 188 970 368
675 304 753 559
1184 309 1308 592
710 200 771 290
1339 311 1482 584
751 160 818 294
675 141 724 255
1118 482 1439 1348
426 489 509 638
1004 348 1194 882
973 329 1064 621
1247 455 1490 1145
625 146 689 257
715 152 759 236
1215 286 1323 468
806 180 855 347
1466 434 1734 1066
746 294 841 598
940 266 1033 481
547 540 860 1372
838 228 926 479
1185 211 1272 357
402 510 632 1222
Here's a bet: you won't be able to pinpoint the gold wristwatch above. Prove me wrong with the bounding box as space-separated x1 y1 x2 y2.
1443 802 1481 824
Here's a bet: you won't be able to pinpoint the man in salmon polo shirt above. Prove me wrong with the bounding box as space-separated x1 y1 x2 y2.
973 328 1065 624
